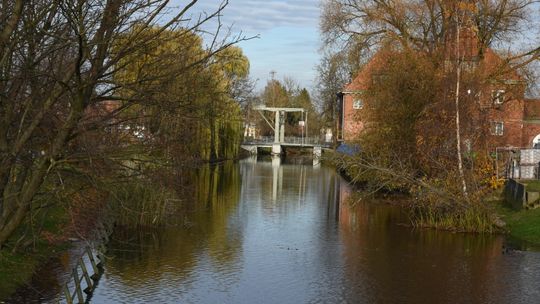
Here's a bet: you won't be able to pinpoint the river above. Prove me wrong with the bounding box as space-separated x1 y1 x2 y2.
10 156 540 303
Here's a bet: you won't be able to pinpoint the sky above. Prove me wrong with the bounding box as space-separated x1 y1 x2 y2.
180 0 322 91
170 1 540 95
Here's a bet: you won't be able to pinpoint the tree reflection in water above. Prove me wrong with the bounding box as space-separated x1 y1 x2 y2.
80 158 540 303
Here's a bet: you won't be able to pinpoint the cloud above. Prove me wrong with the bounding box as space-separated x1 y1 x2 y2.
169 0 322 90
191 0 320 33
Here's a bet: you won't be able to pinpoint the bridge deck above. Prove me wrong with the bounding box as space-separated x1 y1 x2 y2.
242 136 332 149
242 142 329 148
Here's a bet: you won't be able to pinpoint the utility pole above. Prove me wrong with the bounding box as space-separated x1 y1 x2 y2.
270 70 277 107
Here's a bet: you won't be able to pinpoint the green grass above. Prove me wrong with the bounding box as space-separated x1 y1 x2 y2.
0 203 70 300
496 202 540 247
0 249 40 298
519 180 540 192
0 241 68 299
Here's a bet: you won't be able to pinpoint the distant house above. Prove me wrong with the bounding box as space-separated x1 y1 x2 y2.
337 50 391 142
338 27 540 151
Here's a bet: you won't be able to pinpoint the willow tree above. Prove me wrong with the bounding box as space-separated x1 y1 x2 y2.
114 25 250 163
207 46 250 162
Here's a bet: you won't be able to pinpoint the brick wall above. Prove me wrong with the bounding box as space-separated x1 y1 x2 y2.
522 123 540 147
485 97 525 148
342 93 364 141
341 51 390 141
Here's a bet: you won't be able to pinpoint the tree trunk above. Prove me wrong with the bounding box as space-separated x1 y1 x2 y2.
454 14 469 201
209 112 217 163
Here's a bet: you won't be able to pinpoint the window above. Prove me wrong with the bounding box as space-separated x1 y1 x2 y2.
491 121 504 136
492 89 505 105
353 98 363 110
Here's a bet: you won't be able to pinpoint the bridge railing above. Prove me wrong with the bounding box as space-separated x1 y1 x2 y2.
243 136 274 144
243 136 333 148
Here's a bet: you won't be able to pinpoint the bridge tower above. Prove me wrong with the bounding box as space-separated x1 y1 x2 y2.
254 106 307 155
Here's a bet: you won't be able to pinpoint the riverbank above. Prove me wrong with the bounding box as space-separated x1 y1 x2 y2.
488 181 540 249
494 202 540 249
0 242 68 299
0 157 243 300
0 188 108 300
326 151 540 248
0 204 69 298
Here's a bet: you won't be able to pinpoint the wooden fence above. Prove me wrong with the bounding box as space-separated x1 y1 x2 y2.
57 220 113 304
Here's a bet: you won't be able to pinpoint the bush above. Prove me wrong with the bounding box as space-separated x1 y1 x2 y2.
109 181 180 227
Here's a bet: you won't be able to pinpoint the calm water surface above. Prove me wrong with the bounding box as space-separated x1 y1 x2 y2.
11 156 540 303
87 157 540 303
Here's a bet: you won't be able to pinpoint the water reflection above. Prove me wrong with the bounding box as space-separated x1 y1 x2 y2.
93 157 540 303
336 196 540 303
20 157 540 303
91 162 245 302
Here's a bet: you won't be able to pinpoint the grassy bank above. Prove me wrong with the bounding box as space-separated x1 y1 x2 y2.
0 241 69 299
0 178 177 299
496 202 540 247
494 179 540 248
0 204 69 299
519 180 540 192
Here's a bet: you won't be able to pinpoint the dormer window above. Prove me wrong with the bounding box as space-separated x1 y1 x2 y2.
353 98 363 110
492 89 505 105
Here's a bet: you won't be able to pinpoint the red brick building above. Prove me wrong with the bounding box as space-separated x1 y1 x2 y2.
337 50 392 142
338 34 540 152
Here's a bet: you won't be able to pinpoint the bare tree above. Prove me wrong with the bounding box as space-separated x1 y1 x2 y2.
453 6 469 200
320 0 540 194
320 0 540 65
0 0 248 248
315 50 350 142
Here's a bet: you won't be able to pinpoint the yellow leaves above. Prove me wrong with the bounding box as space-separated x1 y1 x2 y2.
113 26 206 96
215 46 250 78
488 176 505 190
457 1 477 13
471 152 504 190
